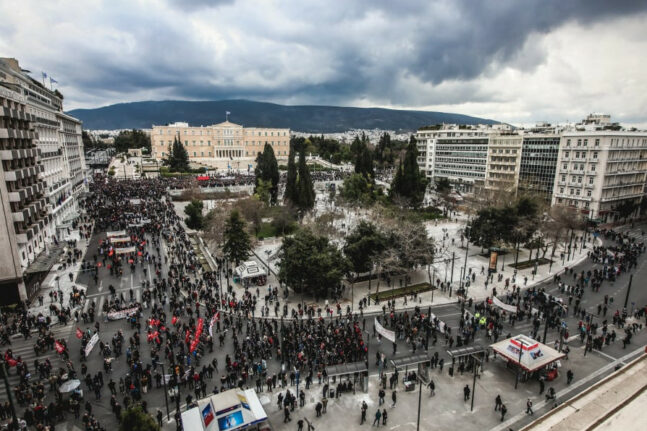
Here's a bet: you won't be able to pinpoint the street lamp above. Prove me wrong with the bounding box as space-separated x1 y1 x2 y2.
158 362 171 420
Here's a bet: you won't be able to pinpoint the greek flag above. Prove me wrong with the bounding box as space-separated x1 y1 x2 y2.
42 72 47 79
50 77 58 84
226 111 231 115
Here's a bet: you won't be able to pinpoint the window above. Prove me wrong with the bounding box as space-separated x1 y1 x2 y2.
570 188 574 195
576 189 580 196
184 141 188 145
591 164 595 172
577 139 582 146
595 139 600 146
563 163 567 169
587 190 592 197
193 152 196 156
560 187 564 193
584 139 588 146
589 177 594 184
564 151 569 158
593 152 598 159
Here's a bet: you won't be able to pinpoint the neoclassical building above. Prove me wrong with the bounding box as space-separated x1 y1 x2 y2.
151 121 290 170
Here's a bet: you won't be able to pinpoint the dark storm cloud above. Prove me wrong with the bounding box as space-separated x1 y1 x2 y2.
5 0 646 113
391 0 647 84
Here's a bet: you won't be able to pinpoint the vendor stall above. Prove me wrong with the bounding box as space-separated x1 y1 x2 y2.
181 388 270 431
234 261 268 287
490 335 565 383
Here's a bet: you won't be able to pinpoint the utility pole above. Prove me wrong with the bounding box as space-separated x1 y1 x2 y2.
160 363 170 420
462 228 469 292
416 371 423 431
470 354 481 412
623 274 633 309
450 251 455 287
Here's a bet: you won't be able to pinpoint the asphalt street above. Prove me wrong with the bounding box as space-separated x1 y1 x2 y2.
6 222 647 431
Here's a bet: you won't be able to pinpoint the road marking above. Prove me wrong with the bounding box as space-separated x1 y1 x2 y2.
97 280 103 292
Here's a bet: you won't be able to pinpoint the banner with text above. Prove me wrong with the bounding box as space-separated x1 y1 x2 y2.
84 333 99 357
374 318 395 343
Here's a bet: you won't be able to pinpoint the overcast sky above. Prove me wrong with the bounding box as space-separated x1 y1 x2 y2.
1 0 646 127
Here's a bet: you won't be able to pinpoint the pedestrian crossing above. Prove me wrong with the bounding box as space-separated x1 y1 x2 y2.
0 324 74 399
81 288 145 316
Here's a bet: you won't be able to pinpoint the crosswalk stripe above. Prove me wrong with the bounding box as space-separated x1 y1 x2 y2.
97 296 106 316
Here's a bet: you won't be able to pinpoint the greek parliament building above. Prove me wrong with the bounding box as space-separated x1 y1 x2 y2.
0 58 87 303
415 115 647 223
151 121 290 170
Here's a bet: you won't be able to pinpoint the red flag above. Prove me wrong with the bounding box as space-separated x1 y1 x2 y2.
137 251 142 256
172 316 178 325
54 341 65 354
108 249 114 257
76 328 83 339
97 262 102 268
6 358 17 367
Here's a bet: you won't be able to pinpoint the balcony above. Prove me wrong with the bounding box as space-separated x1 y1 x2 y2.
0 128 36 140
0 148 39 160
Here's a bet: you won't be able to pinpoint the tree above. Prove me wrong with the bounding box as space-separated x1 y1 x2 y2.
203 201 234 254
114 129 151 153
344 221 387 276
254 179 271 206
255 144 280 204
296 145 315 212
271 204 297 236
223 210 252 265
436 177 451 195
284 138 300 205
353 136 374 181
235 197 264 236
389 135 426 208
119 406 160 431
279 227 348 299
165 136 190 172
339 173 379 206
184 199 204 230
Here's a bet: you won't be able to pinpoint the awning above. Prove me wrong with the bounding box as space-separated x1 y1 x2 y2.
181 389 267 431
234 261 267 279
491 334 565 373
325 361 368 378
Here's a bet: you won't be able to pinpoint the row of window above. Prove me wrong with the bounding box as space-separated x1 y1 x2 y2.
158 128 288 137
159 150 289 157
157 140 286 147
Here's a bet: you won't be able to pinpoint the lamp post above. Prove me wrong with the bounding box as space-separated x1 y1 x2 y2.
159 362 171 420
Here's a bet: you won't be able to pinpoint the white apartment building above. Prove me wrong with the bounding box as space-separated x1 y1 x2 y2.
0 58 87 240
485 133 523 192
0 85 50 302
551 131 647 222
415 125 490 194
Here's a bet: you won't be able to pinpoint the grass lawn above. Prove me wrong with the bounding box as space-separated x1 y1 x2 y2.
256 222 278 239
369 282 433 302
510 257 553 270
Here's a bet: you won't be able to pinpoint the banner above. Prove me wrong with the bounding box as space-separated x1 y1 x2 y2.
201 401 215 428
488 250 498 273
110 237 131 244
115 246 137 255
106 307 139 321
374 318 395 343
76 328 83 339
84 333 99 357
208 312 220 337
106 230 126 238
492 296 518 314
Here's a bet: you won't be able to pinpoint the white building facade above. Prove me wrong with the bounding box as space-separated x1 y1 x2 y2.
0 58 87 241
551 131 647 222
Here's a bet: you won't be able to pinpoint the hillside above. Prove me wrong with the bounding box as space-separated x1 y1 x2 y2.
67 99 498 132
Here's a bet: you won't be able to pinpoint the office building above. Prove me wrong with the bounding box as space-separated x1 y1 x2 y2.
151 121 290 170
551 126 647 222
415 125 489 194
519 134 561 202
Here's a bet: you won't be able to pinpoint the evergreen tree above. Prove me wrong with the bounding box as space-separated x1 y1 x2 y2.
296 146 315 211
254 144 280 204
119 406 160 431
166 135 190 172
284 138 300 205
223 210 252 266
390 135 426 207
184 199 204 230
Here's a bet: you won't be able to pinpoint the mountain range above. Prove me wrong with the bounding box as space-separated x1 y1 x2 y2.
67 99 498 132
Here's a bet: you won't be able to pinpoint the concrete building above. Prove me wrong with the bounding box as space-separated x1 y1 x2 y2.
415 125 490 194
0 58 87 238
151 121 290 171
551 128 647 222
0 85 50 302
519 133 561 202
484 132 523 193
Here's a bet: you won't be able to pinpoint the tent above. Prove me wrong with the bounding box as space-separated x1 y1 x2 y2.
490 334 565 372
181 389 268 431
234 261 268 286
